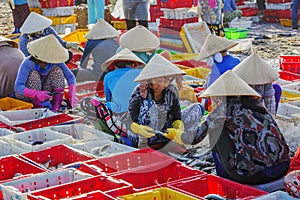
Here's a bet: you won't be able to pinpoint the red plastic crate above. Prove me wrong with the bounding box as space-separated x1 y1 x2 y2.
20 144 94 170
67 191 116 200
160 0 193 8
167 174 268 199
0 121 9 129
160 17 198 31
266 0 291 3
29 175 133 199
12 113 83 131
64 81 104 100
279 71 300 81
280 55 300 63
0 155 47 184
174 60 210 69
111 161 206 190
264 9 279 17
241 8 258 17
39 0 74 8
79 148 176 175
279 55 300 73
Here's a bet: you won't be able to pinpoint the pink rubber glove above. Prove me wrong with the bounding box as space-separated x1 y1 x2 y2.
209 0 216 9
68 84 78 108
24 88 51 102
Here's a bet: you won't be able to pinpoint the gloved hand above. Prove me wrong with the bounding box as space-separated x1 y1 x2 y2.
23 88 51 102
8 0 15 9
130 122 155 138
68 84 78 108
164 120 184 145
66 42 80 50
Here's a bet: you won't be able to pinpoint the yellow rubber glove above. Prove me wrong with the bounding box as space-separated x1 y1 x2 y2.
130 122 155 138
164 120 184 145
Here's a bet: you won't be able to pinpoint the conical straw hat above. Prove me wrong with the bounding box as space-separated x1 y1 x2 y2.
119 25 160 52
200 70 261 98
134 54 185 82
0 36 18 48
233 53 279 84
101 48 145 71
27 34 69 63
197 34 238 60
20 12 52 34
85 19 120 40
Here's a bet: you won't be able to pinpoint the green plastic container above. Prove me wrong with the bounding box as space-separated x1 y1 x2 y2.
224 28 248 40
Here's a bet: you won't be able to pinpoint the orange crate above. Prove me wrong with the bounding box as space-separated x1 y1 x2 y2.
0 97 33 111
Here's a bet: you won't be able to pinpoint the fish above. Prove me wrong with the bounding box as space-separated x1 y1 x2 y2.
188 159 212 167
168 152 190 161
42 159 53 169
204 194 226 200
90 143 112 156
32 140 44 146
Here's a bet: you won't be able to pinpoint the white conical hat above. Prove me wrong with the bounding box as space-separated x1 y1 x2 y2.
27 34 69 63
197 34 238 60
134 54 185 82
20 12 52 34
200 70 261 98
119 25 160 52
0 36 18 48
85 19 120 40
233 53 279 84
101 48 145 71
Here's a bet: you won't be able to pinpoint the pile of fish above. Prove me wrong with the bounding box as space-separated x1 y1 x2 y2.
0 2 14 35
168 145 216 175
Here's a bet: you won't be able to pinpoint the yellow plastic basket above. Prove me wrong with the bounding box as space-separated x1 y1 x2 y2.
47 14 77 26
119 187 198 200
184 67 211 79
171 53 198 61
29 7 42 15
111 20 127 30
62 29 88 43
0 97 33 111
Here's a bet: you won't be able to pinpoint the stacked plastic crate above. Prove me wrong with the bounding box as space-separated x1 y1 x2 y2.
148 1 164 32
158 0 198 52
39 0 77 34
27 0 42 15
277 3 300 26
238 1 258 18
264 0 292 23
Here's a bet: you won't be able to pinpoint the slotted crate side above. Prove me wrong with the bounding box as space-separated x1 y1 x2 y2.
111 161 206 191
0 155 47 184
29 175 133 200
3 128 73 151
83 148 175 174
0 168 92 200
47 123 114 143
20 144 94 171
0 139 28 157
70 139 137 158
167 174 267 199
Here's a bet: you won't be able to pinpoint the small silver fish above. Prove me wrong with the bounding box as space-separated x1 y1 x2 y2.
168 152 190 161
42 159 53 169
90 143 112 156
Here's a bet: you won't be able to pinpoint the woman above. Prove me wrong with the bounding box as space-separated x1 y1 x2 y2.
233 53 280 115
198 0 223 36
10 0 30 34
126 54 204 150
88 48 145 140
119 25 160 64
189 70 290 185
223 0 242 23
75 19 120 82
19 12 79 57
14 35 78 112
0 36 24 98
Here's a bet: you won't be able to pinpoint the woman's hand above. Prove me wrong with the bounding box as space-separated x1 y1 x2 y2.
130 122 155 138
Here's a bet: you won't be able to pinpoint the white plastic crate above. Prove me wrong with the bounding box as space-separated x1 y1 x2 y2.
2 128 72 151
277 103 300 120
52 23 76 34
0 168 92 200
0 128 14 137
282 81 300 92
47 123 114 143
265 2 292 10
243 1 258 8
42 6 75 16
229 18 253 28
181 22 211 54
0 108 57 126
0 139 27 157
70 139 136 158
162 7 198 19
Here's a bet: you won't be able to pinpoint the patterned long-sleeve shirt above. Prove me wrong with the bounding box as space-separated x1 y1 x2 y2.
14 56 75 95
192 97 289 177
